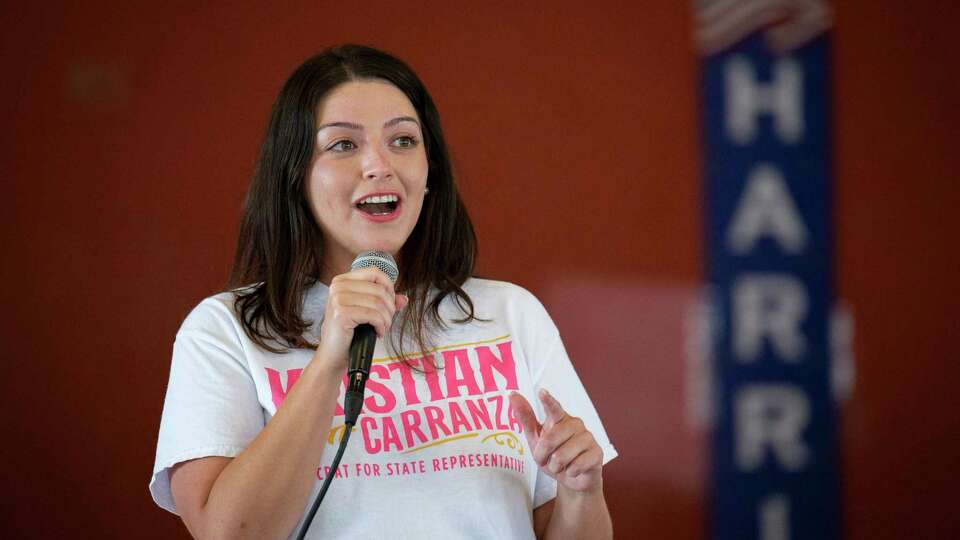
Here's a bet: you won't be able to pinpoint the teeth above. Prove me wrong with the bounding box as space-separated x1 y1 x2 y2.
359 194 398 205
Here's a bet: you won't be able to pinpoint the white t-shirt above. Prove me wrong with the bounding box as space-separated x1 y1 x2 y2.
150 278 617 539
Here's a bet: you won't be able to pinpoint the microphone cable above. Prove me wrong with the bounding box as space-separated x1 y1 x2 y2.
294 422 353 540
296 376 368 539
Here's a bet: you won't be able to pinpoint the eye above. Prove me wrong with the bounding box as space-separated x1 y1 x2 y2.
391 135 419 149
327 139 357 152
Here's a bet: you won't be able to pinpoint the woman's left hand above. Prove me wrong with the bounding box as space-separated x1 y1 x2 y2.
509 390 604 494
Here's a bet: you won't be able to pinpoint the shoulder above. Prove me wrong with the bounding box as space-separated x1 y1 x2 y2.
461 277 544 309
176 282 325 353
461 277 538 302
177 289 248 346
459 278 555 329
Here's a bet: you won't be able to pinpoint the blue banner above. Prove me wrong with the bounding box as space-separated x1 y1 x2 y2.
698 7 839 539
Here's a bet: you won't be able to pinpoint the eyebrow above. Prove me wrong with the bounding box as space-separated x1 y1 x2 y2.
317 116 420 132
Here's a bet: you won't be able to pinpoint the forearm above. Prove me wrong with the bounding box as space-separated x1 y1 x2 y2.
199 358 342 540
544 482 612 540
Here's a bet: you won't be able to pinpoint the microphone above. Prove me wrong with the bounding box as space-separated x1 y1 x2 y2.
295 251 398 540
343 251 398 426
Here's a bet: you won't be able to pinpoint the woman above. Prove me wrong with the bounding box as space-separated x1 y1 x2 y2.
151 44 617 539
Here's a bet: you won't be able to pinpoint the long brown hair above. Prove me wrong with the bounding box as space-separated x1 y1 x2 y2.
227 44 479 357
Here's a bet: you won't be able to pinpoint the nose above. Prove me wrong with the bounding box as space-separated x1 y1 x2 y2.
362 145 394 181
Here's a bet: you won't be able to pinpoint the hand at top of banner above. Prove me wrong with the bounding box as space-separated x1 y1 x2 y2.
509 389 604 494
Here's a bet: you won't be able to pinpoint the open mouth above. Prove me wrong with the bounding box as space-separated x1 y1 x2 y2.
355 193 400 216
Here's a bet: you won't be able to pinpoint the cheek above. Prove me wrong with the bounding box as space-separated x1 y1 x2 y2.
304 176 325 217
307 164 351 210
402 155 429 188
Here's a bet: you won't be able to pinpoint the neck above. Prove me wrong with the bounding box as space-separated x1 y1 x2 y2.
319 250 354 285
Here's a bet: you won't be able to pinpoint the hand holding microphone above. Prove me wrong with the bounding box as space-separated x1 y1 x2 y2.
316 251 406 425
317 252 406 367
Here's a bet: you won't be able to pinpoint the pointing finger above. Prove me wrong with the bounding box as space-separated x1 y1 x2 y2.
538 389 567 427
508 392 541 450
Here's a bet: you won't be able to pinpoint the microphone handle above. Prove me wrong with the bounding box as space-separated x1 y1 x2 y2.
344 323 377 425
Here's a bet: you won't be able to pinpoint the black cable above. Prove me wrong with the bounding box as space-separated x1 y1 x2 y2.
295 425 353 540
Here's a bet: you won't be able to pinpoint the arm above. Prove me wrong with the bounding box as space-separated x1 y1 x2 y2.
171 359 342 540
512 390 613 540
169 268 406 540
533 487 612 540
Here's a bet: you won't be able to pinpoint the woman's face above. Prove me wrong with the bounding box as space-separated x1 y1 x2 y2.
307 80 429 278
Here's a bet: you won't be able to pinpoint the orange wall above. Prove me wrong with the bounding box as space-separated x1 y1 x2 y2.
2 2 957 538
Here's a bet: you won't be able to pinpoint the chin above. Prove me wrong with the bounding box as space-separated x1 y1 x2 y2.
355 240 402 257
349 226 415 259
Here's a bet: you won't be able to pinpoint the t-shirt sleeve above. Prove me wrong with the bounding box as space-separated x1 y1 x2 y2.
513 289 618 508
149 298 265 514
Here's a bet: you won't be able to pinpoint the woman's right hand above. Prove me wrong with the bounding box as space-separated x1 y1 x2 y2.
315 266 408 369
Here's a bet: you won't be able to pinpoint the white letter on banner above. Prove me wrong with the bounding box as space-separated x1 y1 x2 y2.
727 164 808 254
733 274 808 362
735 385 810 471
725 56 803 144
759 494 790 540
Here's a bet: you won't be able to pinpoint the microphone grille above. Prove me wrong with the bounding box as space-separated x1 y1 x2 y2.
350 251 399 282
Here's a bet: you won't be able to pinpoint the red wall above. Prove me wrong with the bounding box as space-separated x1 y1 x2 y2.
2 2 957 538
